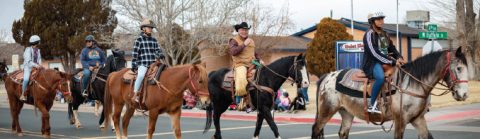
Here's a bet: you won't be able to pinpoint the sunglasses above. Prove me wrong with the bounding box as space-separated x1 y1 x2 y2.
86 40 93 43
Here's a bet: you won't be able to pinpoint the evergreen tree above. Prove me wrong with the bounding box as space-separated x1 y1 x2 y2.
12 0 117 72
306 18 352 76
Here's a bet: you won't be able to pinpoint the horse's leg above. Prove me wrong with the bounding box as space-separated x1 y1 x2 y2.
338 109 354 139
121 105 135 138
411 115 433 139
393 118 407 139
311 95 338 139
168 108 182 139
253 110 265 139
112 103 124 139
146 109 159 139
99 107 106 129
73 109 83 128
95 100 101 117
37 103 51 138
8 96 23 136
263 107 281 139
212 101 229 139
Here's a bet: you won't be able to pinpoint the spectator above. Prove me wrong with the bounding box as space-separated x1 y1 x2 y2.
278 92 291 112
182 90 196 109
288 89 306 113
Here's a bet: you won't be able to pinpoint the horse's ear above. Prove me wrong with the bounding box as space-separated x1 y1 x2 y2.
455 46 464 57
296 53 303 59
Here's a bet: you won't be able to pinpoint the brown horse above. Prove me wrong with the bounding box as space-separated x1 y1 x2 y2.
104 62 210 139
4 69 73 138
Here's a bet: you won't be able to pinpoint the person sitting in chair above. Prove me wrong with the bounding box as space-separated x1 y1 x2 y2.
20 35 43 101
362 12 405 113
131 19 165 103
80 35 106 97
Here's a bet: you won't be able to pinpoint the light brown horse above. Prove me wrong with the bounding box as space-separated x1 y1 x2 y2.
104 62 210 139
311 47 469 139
4 69 73 138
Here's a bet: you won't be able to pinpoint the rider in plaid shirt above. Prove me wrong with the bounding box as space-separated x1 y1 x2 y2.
131 19 165 103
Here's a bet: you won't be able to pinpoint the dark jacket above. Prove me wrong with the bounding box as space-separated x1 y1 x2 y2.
362 29 402 79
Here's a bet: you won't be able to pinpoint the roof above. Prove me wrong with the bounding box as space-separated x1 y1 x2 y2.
0 43 24 65
252 36 309 51
292 18 426 38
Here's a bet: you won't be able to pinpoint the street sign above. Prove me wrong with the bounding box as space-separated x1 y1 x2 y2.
427 24 437 32
418 32 448 39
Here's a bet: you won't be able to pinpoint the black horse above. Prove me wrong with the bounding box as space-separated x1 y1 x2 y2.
0 60 8 81
204 54 310 139
68 50 126 129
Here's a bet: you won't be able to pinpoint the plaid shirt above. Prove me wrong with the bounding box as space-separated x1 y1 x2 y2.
131 33 163 70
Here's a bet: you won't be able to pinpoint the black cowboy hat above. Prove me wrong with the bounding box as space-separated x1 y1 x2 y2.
234 22 251 32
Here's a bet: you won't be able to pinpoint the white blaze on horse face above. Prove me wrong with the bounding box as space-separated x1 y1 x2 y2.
453 64 469 101
300 65 310 87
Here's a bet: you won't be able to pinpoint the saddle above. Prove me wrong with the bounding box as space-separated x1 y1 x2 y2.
122 62 166 110
338 66 397 97
222 64 256 91
11 68 40 85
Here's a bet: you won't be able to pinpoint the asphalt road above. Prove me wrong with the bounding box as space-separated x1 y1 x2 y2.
0 107 479 139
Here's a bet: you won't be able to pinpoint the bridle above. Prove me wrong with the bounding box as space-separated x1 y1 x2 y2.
188 66 209 97
262 57 304 86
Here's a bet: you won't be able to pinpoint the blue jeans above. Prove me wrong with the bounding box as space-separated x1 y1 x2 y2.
82 69 91 92
22 67 32 95
301 87 309 102
371 63 385 105
235 96 242 104
134 66 148 93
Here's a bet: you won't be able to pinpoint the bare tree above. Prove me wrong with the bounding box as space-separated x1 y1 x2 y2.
0 29 13 43
115 0 293 66
428 0 479 79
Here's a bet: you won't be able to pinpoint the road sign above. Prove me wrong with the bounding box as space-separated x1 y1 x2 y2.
427 24 438 32
419 32 448 39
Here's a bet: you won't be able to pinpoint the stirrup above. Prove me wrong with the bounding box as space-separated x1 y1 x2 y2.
81 90 88 97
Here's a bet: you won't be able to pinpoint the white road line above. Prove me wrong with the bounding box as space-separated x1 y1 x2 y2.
0 128 75 139
289 129 384 139
82 123 304 139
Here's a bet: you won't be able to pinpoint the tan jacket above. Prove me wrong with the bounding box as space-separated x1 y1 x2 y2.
230 35 255 68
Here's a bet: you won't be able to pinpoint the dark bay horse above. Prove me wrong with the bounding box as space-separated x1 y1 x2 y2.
4 69 73 138
204 54 310 139
104 62 210 139
0 60 8 81
68 52 126 128
312 47 469 139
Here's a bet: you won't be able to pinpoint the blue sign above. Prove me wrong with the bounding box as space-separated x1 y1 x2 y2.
336 41 364 70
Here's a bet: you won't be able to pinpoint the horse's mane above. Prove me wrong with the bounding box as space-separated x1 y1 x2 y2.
267 56 295 69
401 51 445 80
169 64 208 82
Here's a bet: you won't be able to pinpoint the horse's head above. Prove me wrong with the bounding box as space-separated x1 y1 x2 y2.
0 61 7 80
443 47 469 101
56 71 74 103
107 50 127 72
187 62 210 108
289 53 310 88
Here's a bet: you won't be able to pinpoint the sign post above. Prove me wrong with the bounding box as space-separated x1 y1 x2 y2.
418 24 448 54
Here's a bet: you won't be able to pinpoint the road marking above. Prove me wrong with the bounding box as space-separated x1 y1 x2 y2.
0 128 77 139
82 123 304 139
289 129 384 139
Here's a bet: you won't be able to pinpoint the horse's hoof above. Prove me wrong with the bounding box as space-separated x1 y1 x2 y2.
253 136 258 139
75 125 83 129
111 128 115 132
17 133 23 137
122 136 128 139
276 137 281 139
44 134 51 139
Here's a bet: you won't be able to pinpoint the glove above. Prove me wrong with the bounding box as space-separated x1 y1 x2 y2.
156 53 165 60
252 59 262 68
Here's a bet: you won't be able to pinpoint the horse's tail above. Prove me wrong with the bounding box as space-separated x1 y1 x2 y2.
203 102 213 134
315 73 328 120
67 102 73 122
103 74 112 132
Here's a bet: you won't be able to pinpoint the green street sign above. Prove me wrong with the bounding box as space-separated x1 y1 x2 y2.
418 32 448 39
428 24 437 32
